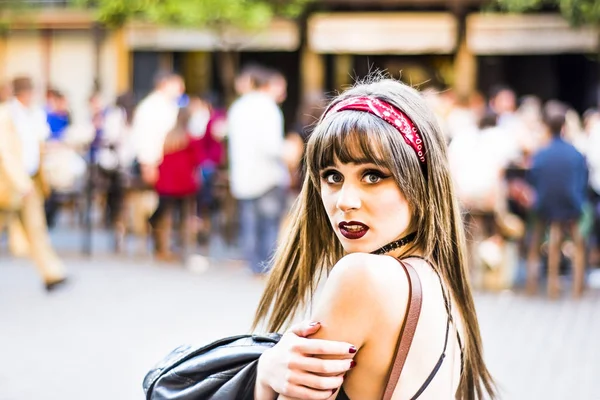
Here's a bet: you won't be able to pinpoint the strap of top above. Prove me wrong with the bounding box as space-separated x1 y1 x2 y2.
407 256 465 370
382 259 423 400
404 256 464 399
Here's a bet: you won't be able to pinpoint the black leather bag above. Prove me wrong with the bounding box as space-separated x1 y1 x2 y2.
143 333 281 400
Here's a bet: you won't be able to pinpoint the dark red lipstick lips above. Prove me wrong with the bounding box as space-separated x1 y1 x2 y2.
338 221 369 240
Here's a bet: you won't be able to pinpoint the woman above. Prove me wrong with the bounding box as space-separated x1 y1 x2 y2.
149 107 203 261
252 78 496 399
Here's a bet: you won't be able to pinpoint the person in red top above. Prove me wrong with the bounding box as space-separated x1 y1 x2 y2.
149 107 203 261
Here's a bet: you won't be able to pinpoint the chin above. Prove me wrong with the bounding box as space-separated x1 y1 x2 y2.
338 238 374 254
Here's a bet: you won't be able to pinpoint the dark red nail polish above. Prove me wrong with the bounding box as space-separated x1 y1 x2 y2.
350 360 356 368
349 346 357 353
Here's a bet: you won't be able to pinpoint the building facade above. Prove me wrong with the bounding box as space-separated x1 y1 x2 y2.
0 0 597 125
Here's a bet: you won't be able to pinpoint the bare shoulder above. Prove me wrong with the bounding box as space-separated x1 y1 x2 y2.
328 253 410 291
310 253 410 350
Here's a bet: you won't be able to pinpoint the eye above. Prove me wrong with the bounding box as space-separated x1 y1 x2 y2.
362 170 389 184
321 170 343 184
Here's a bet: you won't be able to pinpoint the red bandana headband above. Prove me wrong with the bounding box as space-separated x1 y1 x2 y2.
326 96 427 172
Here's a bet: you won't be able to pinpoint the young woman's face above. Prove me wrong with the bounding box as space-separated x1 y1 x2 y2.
320 158 413 254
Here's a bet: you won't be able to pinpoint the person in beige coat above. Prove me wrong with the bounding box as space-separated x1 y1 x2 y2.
0 77 67 292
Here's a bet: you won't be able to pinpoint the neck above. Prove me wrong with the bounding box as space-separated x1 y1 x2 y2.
15 97 29 107
370 231 418 256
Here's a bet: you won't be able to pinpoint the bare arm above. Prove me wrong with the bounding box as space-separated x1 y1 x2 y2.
254 322 357 400
292 254 410 400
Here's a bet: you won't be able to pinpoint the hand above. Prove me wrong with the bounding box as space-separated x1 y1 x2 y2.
255 320 356 400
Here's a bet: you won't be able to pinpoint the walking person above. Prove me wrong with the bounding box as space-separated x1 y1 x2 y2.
252 78 496 399
0 77 67 292
227 67 289 275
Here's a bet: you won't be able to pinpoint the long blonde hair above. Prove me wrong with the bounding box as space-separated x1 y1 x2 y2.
253 78 496 400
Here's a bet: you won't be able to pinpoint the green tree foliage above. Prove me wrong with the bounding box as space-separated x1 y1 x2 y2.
72 0 312 29
0 0 37 31
495 0 600 26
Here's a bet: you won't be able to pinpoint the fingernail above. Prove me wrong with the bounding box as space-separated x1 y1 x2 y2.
309 321 320 327
349 346 357 354
350 360 356 368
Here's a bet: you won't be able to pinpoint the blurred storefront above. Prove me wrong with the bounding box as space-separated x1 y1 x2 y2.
126 19 300 128
0 1 598 121
307 11 457 92
467 13 600 112
0 9 124 122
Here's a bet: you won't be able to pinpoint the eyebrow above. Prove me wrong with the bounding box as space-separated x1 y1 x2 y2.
320 162 389 171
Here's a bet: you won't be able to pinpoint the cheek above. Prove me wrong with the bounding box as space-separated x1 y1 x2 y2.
372 189 411 229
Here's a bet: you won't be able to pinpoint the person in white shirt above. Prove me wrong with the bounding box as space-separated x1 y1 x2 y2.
131 71 184 186
228 67 289 274
128 72 184 246
0 77 67 292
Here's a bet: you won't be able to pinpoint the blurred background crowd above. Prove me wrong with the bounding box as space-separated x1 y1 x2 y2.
0 0 599 299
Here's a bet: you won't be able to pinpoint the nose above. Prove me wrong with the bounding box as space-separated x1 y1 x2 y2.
336 183 361 213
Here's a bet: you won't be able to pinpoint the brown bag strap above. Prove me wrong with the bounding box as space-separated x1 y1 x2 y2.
383 259 423 400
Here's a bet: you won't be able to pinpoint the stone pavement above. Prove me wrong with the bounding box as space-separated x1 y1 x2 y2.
1 231 600 400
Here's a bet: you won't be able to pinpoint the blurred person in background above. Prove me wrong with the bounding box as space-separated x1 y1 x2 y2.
227 66 289 275
234 64 263 97
584 109 600 267
192 94 227 243
488 85 525 165
148 107 203 262
421 86 451 142
563 107 587 155
45 89 71 142
516 95 546 157
131 71 184 187
0 76 67 292
444 92 481 145
97 91 137 232
526 101 588 298
449 112 516 288
43 89 73 227
88 91 107 163
489 85 516 126
491 89 539 261
130 71 184 243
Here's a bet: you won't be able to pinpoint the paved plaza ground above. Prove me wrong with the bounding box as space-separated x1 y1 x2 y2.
1 228 600 400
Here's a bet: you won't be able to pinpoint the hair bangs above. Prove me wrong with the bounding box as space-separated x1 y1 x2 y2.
307 111 398 181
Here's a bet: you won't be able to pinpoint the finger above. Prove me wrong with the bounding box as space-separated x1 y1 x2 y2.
289 370 345 391
279 383 339 400
292 337 357 358
290 320 322 338
291 356 354 375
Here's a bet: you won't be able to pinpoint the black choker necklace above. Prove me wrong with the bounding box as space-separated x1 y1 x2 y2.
371 231 417 255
